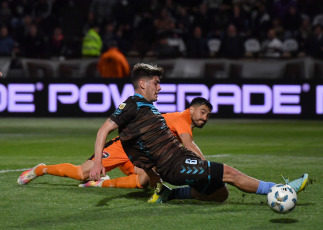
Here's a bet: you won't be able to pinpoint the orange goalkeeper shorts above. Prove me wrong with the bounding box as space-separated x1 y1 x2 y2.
89 138 135 175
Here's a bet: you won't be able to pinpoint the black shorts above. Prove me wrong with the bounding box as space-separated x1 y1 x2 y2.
157 150 224 195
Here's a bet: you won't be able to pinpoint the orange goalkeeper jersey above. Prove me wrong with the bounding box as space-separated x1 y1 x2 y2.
162 109 193 140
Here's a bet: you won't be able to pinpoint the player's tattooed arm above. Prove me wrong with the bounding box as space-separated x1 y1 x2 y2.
90 118 119 180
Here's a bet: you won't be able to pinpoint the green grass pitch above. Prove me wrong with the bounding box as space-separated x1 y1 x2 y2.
0 118 322 230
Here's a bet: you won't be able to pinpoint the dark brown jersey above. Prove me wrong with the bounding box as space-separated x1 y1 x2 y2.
109 93 181 170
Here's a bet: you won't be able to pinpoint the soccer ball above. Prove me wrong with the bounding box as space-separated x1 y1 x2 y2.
267 184 297 214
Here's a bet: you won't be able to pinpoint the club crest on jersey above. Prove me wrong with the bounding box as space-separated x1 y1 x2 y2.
118 103 126 110
102 151 110 159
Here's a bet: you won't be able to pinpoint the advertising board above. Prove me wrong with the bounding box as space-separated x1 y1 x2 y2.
0 79 322 119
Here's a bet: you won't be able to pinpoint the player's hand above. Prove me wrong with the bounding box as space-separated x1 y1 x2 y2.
149 172 162 189
149 177 161 189
144 168 161 188
90 163 105 181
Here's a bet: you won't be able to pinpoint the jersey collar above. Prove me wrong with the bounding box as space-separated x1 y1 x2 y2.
134 93 154 104
134 93 144 98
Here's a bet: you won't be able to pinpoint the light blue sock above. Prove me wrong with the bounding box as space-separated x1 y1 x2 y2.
256 181 276 195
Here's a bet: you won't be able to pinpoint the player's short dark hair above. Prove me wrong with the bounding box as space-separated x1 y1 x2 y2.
189 97 213 111
131 63 164 89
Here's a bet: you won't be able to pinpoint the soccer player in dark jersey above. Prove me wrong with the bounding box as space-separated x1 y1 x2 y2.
17 97 223 197
90 63 308 203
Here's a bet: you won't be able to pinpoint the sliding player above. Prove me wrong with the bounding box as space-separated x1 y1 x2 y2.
89 63 308 203
18 97 229 201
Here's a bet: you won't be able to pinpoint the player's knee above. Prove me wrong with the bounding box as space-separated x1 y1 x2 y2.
138 176 149 188
207 185 229 203
80 160 94 179
136 170 150 188
192 186 229 203
216 186 229 203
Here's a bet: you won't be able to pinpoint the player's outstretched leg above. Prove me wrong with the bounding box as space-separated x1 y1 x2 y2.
17 163 46 185
17 161 93 185
223 164 308 195
148 166 309 203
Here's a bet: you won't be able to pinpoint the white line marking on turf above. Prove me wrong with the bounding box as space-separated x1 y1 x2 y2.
207 154 231 158
207 154 323 160
0 168 28 173
1 153 322 174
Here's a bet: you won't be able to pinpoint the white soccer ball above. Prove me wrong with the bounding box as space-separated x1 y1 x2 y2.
267 184 297 214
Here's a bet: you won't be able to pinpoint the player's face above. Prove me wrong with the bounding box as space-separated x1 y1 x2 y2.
144 76 161 102
190 105 211 128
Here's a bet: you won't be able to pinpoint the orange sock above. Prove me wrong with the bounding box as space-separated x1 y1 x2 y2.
102 174 143 188
34 163 83 180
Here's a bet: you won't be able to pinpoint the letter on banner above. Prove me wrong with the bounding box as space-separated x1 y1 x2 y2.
242 85 272 114
177 84 209 111
79 84 110 112
109 84 134 109
210 84 241 113
49 84 79 112
8 84 35 112
273 85 301 114
0 84 7 112
154 84 176 113
317 85 323 114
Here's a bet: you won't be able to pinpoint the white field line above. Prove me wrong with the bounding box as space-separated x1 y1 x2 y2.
0 168 29 174
207 154 323 160
1 154 322 174
207 154 231 158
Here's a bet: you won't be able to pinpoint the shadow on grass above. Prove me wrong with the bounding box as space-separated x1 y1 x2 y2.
96 189 152 206
29 184 272 207
21 183 315 208
13 189 271 228
95 191 268 207
36 182 78 187
270 218 299 224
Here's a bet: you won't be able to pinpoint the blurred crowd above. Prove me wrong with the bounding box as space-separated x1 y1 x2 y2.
1 0 323 63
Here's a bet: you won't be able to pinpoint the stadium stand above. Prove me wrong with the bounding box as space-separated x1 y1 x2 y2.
207 39 221 57
244 38 261 58
282 38 299 58
1 0 323 79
